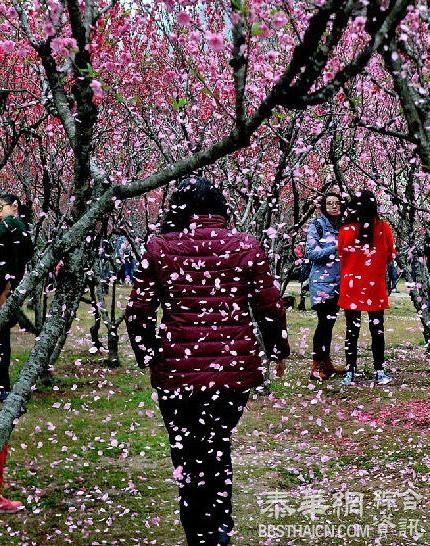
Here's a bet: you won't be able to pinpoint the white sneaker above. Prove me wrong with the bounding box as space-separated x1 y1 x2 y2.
375 370 391 385
342 372 355 386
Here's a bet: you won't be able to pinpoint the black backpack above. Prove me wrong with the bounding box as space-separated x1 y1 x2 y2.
15 230 34 284
299 219 324 284
9 217 34 286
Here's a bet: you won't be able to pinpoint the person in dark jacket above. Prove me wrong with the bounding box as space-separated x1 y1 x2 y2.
0 193 33 399
306 193 345 381
126 177 290 546
0 192 32 514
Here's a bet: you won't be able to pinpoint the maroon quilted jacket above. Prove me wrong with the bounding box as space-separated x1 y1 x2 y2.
125 215 290 390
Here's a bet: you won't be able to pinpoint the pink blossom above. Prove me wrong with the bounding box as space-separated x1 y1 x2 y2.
273 11 287 29
189 31 200 43
51 37 78 58
266 227 277 240
163 0 175 10
257 22 270 39
0 22 11 33
47 0 60 24
266 50 278 62
164 69 176 84
205 32 225 52
231 12 240 25
0 40 15 54
120 50 132 65
177 12 192 27
117 21 130 36
43 20 55 38
90 79 103 100
103 61 116 72
173 465 184 481
354 15 366 29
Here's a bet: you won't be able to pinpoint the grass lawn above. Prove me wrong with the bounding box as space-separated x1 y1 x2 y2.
1 282 430 545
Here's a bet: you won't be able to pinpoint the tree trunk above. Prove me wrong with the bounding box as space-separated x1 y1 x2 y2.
88 280 104 351
396 255 430 350
0 247 86 451
31 278 45 332
105 324 120 368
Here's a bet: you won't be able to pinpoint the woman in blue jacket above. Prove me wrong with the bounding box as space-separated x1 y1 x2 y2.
306 193 345 380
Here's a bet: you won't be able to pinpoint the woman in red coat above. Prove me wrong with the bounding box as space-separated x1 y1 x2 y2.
126 177 290 546
338 190 395 386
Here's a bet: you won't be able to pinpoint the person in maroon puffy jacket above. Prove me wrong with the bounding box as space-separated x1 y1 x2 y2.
126 177 290 546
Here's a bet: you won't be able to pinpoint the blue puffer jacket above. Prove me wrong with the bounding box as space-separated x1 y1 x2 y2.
306 214 340 308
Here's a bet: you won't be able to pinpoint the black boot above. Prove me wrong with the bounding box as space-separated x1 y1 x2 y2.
0 390 9 402
217 526 231 546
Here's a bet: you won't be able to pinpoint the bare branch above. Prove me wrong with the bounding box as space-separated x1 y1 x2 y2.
294 0 411 107
354 121 413 142
11 0 41 49
230 1 248 128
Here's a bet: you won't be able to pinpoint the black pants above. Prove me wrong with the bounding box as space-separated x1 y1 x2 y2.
345 310 385 372
312 300 339 360
0 327 11 392
157 388 249 546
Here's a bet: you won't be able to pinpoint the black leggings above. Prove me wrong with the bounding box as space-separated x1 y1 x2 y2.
345 310 385 372
157 388 249 546
312 300 339 360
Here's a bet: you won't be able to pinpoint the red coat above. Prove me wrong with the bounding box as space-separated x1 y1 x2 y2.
125 215 290 390
338 219 395 311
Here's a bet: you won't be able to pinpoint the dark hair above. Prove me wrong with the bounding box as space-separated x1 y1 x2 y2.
343 189 379 247
160 177 229 233
0 193 32 225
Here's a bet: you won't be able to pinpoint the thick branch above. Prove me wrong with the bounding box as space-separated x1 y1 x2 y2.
37 44 77 145
0 248 86 450
230 2 248 128
245 0 345 130
67 0 99 214
355 121 413 142
294 0 411 108
293 0 355 95
383 41 430 172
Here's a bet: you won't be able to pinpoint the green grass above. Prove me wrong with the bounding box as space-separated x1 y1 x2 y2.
0 284 429 545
